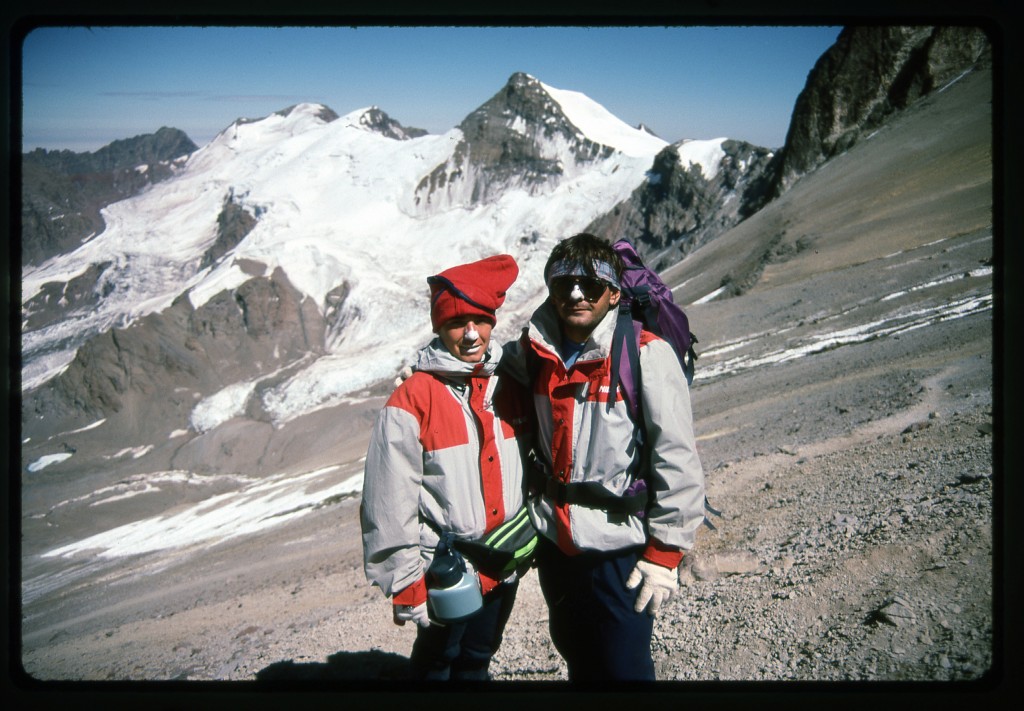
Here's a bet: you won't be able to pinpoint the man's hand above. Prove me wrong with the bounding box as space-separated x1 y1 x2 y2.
626 559 679 616
393 602 431 628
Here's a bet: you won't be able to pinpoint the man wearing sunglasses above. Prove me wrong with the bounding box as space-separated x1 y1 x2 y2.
506 232 706 682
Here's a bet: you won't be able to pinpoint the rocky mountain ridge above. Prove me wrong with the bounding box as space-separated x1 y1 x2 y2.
583 138 776 270
21 127 198 267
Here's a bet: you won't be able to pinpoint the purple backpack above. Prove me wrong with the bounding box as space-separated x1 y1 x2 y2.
608 238 720 529
608 238 698 421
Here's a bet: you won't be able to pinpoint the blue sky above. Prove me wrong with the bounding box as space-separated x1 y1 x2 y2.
20 25 842 153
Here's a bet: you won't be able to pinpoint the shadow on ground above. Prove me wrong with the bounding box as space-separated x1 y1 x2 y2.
255 650 410 681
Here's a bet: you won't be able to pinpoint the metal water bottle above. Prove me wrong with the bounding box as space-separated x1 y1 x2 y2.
426 533 482 623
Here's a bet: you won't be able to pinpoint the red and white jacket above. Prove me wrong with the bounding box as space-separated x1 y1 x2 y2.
508 300 706 568
361 339 532 607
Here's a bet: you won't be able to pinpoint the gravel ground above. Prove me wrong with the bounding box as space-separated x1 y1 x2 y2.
14 312 997 693
494 318 997 685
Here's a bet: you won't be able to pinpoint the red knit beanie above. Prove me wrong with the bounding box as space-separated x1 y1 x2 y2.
428 254 519 332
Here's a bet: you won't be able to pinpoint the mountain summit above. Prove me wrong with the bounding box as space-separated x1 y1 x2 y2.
414 72 667 211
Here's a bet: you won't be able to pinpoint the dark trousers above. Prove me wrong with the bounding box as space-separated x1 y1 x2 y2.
536 536 655 682
409 580 519 681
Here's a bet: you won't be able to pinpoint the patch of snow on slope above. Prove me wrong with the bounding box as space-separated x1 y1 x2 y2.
676 138 729 180
26 453 73 472
40 466 364 559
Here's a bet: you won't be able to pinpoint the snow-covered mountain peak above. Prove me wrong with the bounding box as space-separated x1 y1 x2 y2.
274 102 340 123
411 73 670 214
539 80 668 158
204 102 340 154
344 106 429 140
463 72 666 157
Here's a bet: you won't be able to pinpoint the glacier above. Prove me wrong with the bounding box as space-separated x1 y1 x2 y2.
22 79 685 430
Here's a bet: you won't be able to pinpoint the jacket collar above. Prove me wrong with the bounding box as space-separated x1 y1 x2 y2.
528 299 617 365
413 337 501 378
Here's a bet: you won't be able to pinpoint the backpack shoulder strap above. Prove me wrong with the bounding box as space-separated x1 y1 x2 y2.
608 301 643 421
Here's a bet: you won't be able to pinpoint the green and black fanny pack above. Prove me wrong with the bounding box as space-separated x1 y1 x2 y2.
451 505 538 578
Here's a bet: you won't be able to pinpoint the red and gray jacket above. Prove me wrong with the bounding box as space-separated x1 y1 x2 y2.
508 300 706 567
361 339 532 606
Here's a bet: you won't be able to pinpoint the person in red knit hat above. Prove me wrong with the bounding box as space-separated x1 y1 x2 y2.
361 254 535 681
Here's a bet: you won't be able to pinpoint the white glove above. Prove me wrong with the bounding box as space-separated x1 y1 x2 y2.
626 559 679 616
393 602 431 628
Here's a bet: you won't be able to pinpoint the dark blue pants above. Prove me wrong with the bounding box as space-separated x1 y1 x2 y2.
409 580 519 681
536 536 655 682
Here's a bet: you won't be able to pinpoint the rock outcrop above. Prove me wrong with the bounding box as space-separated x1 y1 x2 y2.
22 266 328 440
770 25 991 195
585 139 775 270
413 72 615 211
357 106 427 140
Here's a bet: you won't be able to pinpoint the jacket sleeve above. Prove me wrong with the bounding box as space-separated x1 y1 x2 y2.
638 338 707 552
361 401 427 598
497 332 531 386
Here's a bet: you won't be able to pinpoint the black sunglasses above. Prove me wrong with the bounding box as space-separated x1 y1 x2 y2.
550 276 609 302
